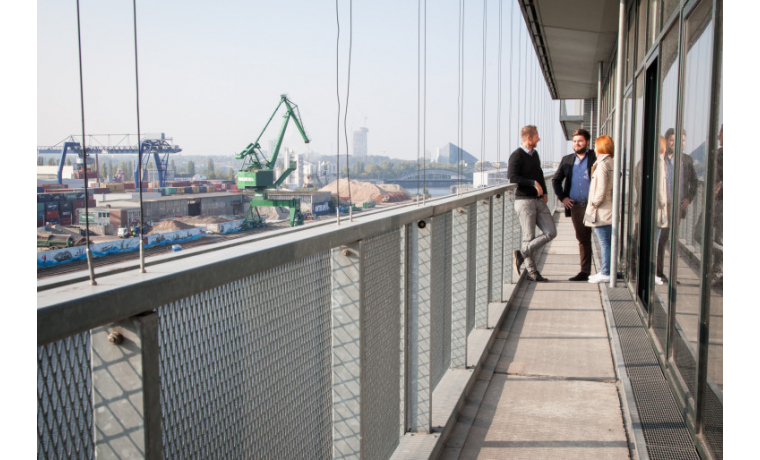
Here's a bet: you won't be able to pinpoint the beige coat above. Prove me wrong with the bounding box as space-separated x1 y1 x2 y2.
655 155 669 228
584 154 613 227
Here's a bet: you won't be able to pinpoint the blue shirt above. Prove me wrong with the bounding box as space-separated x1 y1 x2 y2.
568 153 590 202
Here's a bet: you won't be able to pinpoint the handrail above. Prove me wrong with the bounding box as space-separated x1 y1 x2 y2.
37 180 554 347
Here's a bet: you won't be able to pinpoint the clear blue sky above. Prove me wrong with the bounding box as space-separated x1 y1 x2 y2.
36 0 569 163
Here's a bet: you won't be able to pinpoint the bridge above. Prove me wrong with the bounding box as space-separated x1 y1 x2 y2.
385 169 472 189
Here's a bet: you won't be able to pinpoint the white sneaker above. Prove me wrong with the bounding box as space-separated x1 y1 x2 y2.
589 274 610 283
655 276 663 286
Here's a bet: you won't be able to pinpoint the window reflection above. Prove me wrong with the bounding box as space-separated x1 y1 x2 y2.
627 73 645 287
652 25 679 351
673 0 713 399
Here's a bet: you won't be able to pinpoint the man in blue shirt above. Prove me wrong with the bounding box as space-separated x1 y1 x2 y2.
552 129 596 281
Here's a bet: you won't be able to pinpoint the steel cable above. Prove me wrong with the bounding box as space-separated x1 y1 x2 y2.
131 0 146 273
75 0 97 285
336 0 342 223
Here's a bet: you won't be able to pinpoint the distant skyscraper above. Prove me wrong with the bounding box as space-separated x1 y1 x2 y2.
353 127 368 157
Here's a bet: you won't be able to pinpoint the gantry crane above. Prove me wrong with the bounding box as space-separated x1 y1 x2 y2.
236 94 310 227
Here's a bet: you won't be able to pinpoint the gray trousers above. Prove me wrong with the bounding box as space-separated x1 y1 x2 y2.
515 198 557 273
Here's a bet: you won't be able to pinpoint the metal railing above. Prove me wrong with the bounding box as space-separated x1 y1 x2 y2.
37 177 557 459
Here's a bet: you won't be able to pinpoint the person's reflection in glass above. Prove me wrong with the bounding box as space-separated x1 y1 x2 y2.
657 128 698 283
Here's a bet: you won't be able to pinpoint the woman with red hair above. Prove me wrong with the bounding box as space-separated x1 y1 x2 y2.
584 135 614 283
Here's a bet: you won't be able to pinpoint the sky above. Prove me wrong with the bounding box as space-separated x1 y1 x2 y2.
35 0 569 163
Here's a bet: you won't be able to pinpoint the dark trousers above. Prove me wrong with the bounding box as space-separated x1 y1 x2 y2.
570 205 593 275
656 227 670 277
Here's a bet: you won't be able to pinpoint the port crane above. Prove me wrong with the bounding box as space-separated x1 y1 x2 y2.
236 94 310 227
37 134 182 187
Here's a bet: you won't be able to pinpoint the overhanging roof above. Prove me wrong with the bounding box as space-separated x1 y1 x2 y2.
519 0 620 100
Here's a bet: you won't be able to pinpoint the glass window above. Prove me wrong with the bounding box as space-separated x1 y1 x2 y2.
662 0 679 28
648 0 658 49
672 0 713 400
637 0 649 67
703 9 722 457
626 72 645 287
651 24 679 352
619 91 633 276
626 4 636 83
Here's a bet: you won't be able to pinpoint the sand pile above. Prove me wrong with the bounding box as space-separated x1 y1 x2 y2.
253 206 291 221
320 179 411 204
148 219 195 234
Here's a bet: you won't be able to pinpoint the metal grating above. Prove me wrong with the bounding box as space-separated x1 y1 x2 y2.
606 287 700 460
364 230 402 460
399 226 407 437
450 207 469 368
157 253 333 459
467 203 477 333
702 384 723 459
430 215 451 388
37 333 94 460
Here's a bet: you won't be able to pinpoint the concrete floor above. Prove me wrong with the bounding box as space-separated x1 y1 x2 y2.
442 218 631 460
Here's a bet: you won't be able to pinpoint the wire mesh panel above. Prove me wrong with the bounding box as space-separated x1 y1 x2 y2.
451 206 472 368
157 252 333 459
467 204 477 333
363 230 402 460
504 190 518 284
490 194 504 301
37 332 94 460
399 226 406 437
475 200 490 328
430 213 452 390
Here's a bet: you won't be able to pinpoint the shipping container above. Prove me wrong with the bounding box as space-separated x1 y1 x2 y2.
37 211 45 220
37 219 44 228
60 210 72 217
65 192 78 201
50 193 63 201
45 202 59 211
185 187 193 194
37 186 44 193
47 218 60 225
45 210 60 220
60 201 72 211
59 216 72 225
37 203 45 212
37 194 51 203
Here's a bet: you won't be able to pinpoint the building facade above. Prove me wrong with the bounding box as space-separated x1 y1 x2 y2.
530 0 722 457
353 127 368 157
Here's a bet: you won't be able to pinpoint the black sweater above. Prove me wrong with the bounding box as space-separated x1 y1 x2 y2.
508 147 547 199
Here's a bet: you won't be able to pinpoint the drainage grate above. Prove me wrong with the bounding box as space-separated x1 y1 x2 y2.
606 287 700 460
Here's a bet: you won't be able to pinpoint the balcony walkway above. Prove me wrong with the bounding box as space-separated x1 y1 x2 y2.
441 216 633 459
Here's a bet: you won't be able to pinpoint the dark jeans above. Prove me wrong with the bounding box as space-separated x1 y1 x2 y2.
570 205 593 275
656 227 670 277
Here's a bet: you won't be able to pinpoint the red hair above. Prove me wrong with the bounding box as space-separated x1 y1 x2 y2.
595 135 614 157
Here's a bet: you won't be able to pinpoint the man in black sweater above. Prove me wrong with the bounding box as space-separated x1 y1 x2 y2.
508 125 557 282
552 129 596 281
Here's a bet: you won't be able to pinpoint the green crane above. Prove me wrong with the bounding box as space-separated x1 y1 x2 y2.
236 94 310 227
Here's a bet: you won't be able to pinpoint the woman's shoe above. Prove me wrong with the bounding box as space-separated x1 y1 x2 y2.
589 274 610 283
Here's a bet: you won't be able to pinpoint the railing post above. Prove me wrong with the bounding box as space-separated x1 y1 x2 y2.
451 205 475 368
407 218 432 432
91 312 162 460
331 242 363 458
491 193 505 302
475 199 490 328
504 190 518 284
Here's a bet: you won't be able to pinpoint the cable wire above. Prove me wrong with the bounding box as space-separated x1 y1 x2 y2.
344 0 353 217
480 0 487 182
416 0 421 203
75 0 96 285
423 0 427 203
335 0 342 223
497 0 502 174
131 0 146 273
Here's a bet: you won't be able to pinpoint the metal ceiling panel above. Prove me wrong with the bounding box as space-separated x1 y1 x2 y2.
519 0 620 100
